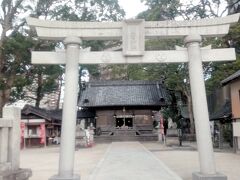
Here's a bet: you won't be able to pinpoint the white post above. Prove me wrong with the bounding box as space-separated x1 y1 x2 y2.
0 127 9 164
50 37 81 180
3 107 21 171
184 35 216 175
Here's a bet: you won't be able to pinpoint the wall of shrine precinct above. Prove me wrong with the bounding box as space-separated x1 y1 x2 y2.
0 107 32 180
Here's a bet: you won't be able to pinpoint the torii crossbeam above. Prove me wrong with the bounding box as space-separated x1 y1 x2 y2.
27 13 240 180
27 14 239 40
31 48 236 64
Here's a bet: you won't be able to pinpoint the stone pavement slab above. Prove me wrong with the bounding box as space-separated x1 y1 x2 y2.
88 142 182 180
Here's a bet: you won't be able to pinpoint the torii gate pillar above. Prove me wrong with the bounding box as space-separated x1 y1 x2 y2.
185 35 226 180
50 37 81 180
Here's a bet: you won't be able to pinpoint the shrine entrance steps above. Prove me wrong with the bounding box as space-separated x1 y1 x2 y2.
94 134 158 142
95 127 158 142
88 141 182 180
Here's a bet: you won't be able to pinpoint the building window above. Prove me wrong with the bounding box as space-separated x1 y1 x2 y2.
28 126 38 136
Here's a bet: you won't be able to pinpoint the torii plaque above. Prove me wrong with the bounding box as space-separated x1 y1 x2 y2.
27 13 239 180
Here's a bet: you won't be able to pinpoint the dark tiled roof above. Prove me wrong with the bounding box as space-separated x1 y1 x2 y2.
209 100 232 121
221 69 240 85
49 109 95 121
79 80 169 107
21 105 51 120
179 101 232 121
21 105 95 121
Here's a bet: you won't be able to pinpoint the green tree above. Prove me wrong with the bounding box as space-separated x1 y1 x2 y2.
139 0 181 20
0 0 66 114
204 1 240 93
0 33 33 107
127 0 233 134
0 0 27 116
0 0 125 114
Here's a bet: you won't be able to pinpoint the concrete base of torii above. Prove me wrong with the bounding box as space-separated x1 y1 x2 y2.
192 172 227 180
49 175 80 180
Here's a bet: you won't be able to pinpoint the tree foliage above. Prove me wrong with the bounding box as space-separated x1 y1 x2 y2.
116 0 240 133
0 0 125 113
204 1 240 94
139 0 181 20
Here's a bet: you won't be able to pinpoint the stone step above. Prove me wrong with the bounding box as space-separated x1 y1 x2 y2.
95 135 158 142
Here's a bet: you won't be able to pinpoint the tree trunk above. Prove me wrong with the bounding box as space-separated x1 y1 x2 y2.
0 76 14 117
0 91 5 117
0 88 12 117
35 73 43 108
56 76 63 110
187 94 195 134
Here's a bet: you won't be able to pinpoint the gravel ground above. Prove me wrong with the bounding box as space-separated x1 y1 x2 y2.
20 143 109 180
143 141 240 180
20 141 240 180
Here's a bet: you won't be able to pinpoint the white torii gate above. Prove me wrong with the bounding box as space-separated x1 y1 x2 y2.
27 14 239 180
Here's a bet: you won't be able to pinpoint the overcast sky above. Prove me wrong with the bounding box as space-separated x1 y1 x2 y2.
118 0 147 19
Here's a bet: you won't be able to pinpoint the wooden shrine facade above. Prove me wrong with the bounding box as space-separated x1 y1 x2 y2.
78 80 169 141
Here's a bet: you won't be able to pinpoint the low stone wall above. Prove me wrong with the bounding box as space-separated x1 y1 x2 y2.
0 107 32 180
0 168 32 180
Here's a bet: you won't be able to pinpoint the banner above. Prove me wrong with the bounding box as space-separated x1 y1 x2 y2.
40 123 46 144
20 122 25 145
160 116 164 135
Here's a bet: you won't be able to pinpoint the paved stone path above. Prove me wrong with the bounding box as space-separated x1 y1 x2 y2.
88 142 182 180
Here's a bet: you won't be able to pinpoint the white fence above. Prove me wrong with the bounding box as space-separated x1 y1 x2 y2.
0 107 31 180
